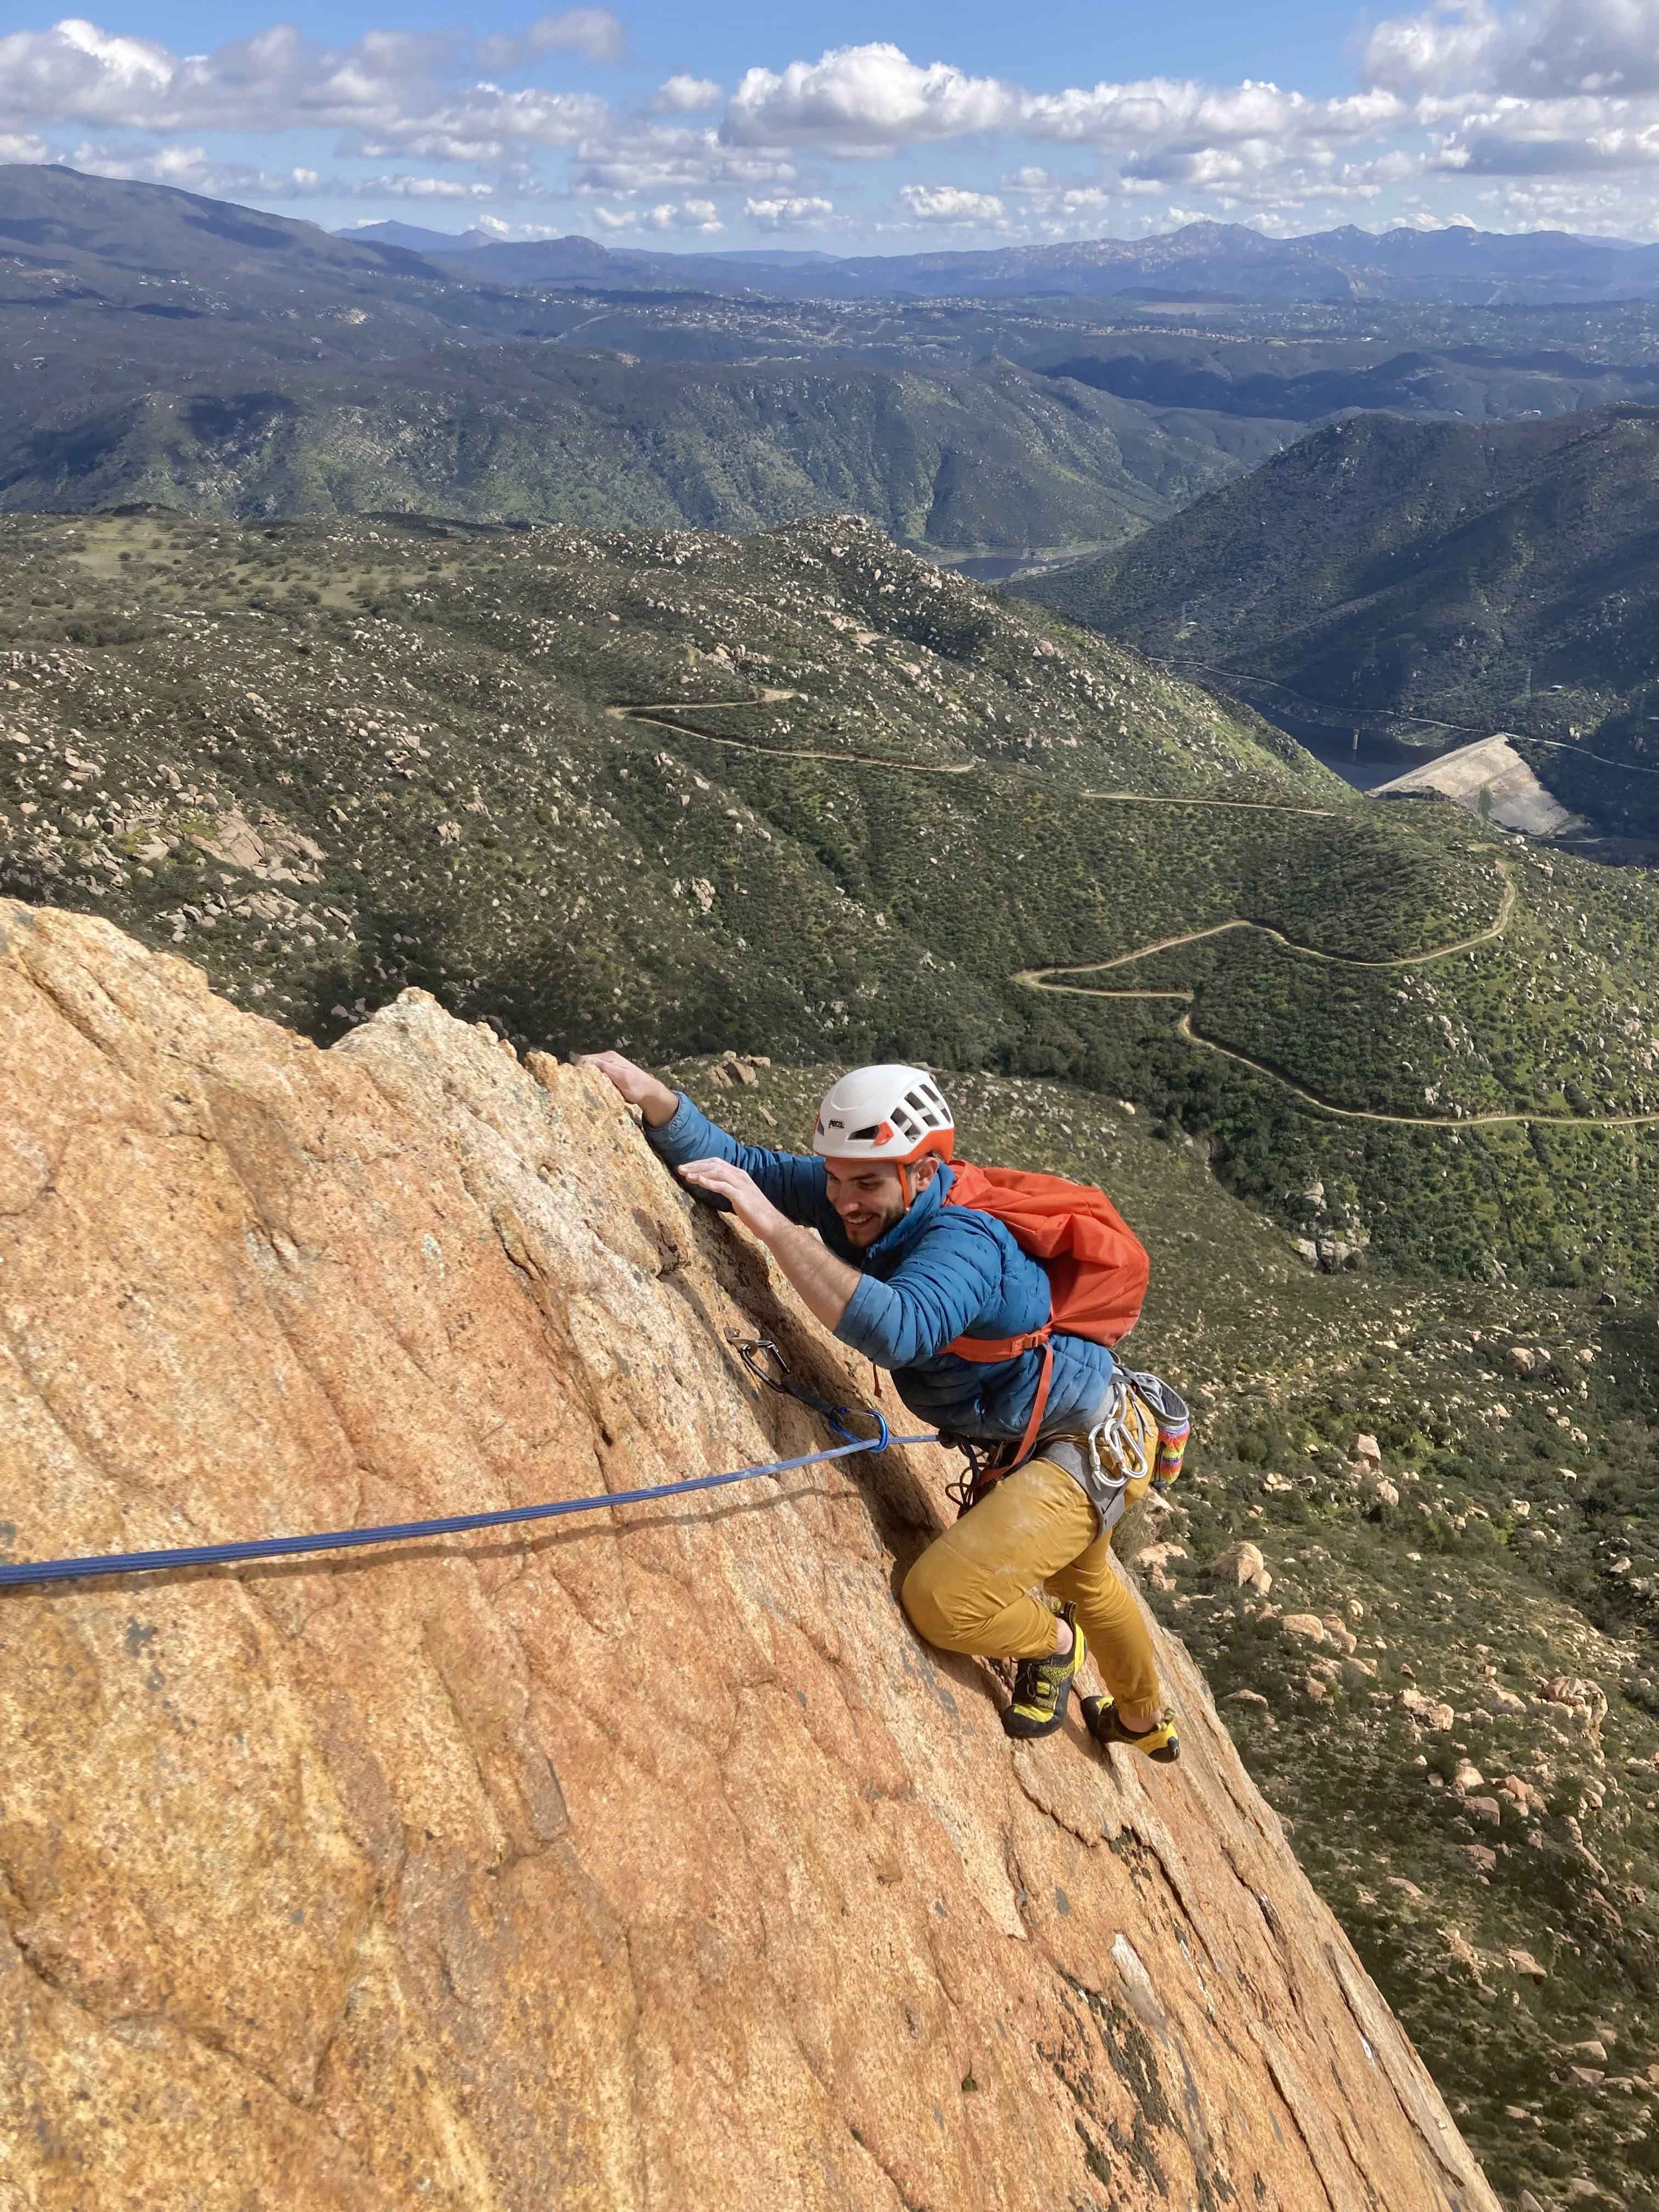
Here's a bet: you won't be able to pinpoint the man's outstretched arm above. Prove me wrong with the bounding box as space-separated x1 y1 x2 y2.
672 1158 861 1331
577 1051 831 1224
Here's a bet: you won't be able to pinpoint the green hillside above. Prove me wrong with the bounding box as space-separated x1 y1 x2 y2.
1013 406 1659 833
9 510 1659 1293
0 346 1277 556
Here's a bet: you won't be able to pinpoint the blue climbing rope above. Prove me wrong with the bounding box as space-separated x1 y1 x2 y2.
0 1339 935 1593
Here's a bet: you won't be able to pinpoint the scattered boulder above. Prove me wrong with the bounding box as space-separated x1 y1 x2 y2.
1131 1542 1187 1592
1354 1434 1384 1470
1368 1476 1401 1507
1499 1775 1548 1818
1224 1689 1270 1708
1320 1617 1358 1655
1452 1761 1486 1793
1281 1613 1328 1645
1402 1688 1457 1732
1508 1949 1549 1980
1508 1345 1549 1376
1315 1237 1364 1270
1463 1844 1498 1875
1208 1540 1265 1587
1541 1676 1609 1729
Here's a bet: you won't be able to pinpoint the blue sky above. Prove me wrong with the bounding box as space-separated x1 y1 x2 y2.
4 0 1658 248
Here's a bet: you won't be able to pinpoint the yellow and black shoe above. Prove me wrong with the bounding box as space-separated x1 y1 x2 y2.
1001 1607 1086 1739
1082 1695 1181 1765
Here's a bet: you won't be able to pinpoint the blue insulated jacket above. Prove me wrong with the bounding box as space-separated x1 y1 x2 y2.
646 1093 1116 1442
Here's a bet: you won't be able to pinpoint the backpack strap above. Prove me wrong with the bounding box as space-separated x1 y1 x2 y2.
942 1325 1057 1476
1009 1340 1056 1471
946 1324 1052 1363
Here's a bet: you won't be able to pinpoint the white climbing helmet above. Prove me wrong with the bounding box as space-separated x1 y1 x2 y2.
812 1065 955 1165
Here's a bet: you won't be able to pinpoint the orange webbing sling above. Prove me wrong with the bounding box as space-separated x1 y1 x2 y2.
941 1160 1150 1469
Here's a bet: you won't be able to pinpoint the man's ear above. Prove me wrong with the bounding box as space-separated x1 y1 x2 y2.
912 1155 942 1190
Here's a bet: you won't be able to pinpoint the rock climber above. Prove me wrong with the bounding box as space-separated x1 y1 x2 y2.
578 1053 1187 1763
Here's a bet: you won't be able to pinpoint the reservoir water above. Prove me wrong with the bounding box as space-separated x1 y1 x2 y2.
1252 703 1462 792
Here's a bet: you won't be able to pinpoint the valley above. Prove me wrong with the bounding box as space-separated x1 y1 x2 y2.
1015 407 1659 842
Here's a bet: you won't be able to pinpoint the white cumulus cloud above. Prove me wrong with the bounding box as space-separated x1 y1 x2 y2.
573 123 796 196
744 192 834 228
647 74 724 114
592 196 724 233
1366 0 1659 99
0 16 613 157
1364 0 1659 183
725 44 1012 156
897 182 1005 223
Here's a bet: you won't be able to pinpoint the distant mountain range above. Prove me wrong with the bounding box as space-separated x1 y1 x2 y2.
1013 405 1659 833
0 164 1290 547
13 159 1659 601
336 211 1659 306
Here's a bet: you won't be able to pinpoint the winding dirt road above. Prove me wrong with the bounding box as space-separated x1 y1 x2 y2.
1018 863 1518 991
1023 863 1659 1128
609 697 1340 804
607 695 1659 1132
607 692 979 773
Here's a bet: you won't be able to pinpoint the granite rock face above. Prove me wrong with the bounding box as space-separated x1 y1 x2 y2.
0 900 1498 2211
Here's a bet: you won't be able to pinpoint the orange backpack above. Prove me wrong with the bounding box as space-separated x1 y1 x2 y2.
942 1160 1150 1465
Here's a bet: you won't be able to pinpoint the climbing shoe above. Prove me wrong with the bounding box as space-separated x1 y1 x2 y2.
1082 1695 1181 1765
1001 1607 1086 1739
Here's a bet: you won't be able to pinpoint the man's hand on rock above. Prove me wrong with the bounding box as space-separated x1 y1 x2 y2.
676 1158 786 1242
575 1051 680 1128
680 1159 861 1332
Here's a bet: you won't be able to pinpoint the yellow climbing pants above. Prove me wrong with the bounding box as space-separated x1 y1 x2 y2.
901 1454 1163 1712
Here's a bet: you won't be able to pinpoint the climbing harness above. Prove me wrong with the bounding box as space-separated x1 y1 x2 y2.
944 1370 1188 1523
0 1337 933 1593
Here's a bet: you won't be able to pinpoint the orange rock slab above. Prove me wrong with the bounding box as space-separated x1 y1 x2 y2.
0 901 1497 2211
